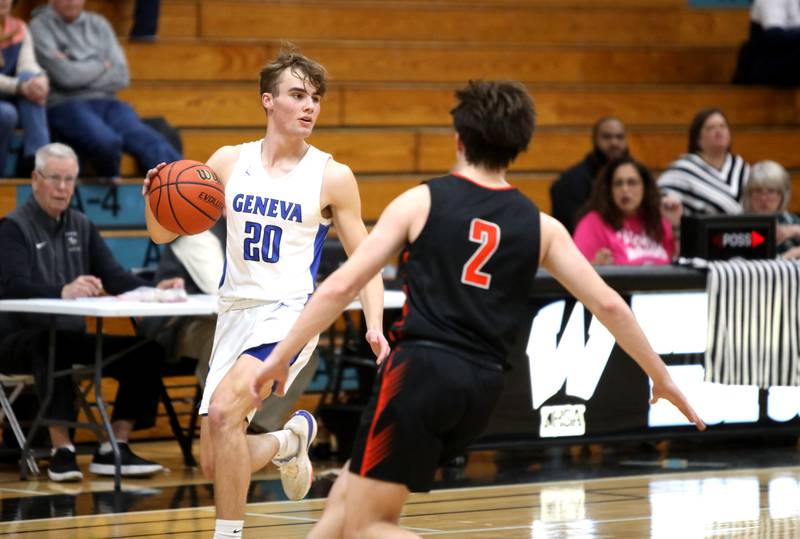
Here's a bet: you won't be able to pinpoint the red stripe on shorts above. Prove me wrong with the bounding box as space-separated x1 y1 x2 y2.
360 350 408 476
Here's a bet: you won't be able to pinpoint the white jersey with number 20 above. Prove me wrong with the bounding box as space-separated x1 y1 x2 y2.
218 139 332 305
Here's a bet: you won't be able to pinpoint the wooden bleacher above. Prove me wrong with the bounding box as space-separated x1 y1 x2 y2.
195 3 748 45
114 0 796 215
7 0 799 215
3 0 799 248
4 0 800 441
124 40 740 84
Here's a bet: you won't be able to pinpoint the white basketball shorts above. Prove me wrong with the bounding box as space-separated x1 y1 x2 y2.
199 298 318 422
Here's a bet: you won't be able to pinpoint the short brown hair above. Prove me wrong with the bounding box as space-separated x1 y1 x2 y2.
259 44 327 97
450 80 535 170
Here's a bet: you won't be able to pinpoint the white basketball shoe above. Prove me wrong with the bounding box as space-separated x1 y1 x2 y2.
272 410 317 500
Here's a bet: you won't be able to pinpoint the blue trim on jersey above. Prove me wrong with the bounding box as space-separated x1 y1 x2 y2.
218 255 227 288
309 223 330 285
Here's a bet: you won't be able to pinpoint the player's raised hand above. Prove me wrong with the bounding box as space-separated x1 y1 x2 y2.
651 377 706 431
366 329 390 365
142 162 168 197
250 355 290 407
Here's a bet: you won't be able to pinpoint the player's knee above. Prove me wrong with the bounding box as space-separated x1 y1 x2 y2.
206 399 239 433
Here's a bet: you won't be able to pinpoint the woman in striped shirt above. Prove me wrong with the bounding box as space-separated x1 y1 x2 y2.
657 108 749 225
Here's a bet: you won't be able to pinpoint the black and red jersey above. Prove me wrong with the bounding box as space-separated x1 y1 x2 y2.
391 174 541 369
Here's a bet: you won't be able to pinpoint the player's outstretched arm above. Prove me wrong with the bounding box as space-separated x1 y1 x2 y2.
251 187 428 401
324 161 390 362
539 214 706 431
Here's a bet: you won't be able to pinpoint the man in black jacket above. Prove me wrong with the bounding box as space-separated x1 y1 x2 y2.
549 116 628 234
0 143 183 482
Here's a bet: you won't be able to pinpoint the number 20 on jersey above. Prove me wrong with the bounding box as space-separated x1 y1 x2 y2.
243 221 283 263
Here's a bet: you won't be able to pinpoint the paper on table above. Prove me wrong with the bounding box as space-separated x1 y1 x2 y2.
115 287 188 303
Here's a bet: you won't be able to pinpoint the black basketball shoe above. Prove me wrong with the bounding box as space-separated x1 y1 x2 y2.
48 448 84 482
89 443 164 477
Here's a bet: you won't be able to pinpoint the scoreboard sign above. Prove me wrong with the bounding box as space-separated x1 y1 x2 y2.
680 214 776 260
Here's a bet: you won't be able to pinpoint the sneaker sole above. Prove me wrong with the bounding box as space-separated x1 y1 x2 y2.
277 410 318 500
89 463 163 476
48 469 84 482
280 456 314 501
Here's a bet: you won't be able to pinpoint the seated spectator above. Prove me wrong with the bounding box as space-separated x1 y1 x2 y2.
658 108 749 224
550 116 628 234
743 160 800 260
574 156 674 265
0 143 183 482
0 0 49 177
28 0 180 180
734 0 800 87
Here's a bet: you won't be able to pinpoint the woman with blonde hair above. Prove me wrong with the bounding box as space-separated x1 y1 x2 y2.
743 160 800 259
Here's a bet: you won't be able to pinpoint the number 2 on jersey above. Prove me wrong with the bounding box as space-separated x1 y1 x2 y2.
243 221 283 263
461 218 500 289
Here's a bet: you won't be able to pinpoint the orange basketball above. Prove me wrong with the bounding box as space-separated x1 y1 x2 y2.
149 160 225 235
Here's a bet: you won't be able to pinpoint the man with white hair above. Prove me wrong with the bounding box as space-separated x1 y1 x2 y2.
0 142 182 482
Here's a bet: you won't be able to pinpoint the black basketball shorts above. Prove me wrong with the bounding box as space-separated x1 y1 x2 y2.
348 341 505 492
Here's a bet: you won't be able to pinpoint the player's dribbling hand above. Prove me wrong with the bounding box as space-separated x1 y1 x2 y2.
250 356 289 407
651 377 706 432
365 329 390 365
142 162 168 197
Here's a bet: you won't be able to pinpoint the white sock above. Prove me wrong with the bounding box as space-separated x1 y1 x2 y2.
98 441 124 454
271 429 300 460
52 444 75 455
213 518 244 538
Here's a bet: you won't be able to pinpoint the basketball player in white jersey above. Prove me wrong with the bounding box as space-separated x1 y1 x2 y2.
143 47 390 539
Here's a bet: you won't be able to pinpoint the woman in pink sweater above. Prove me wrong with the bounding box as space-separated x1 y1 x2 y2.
573 157 675 265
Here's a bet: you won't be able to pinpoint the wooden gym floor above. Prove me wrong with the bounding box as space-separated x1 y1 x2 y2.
0 436 799 537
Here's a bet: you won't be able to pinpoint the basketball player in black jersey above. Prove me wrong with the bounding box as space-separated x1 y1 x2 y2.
251 80 705 539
